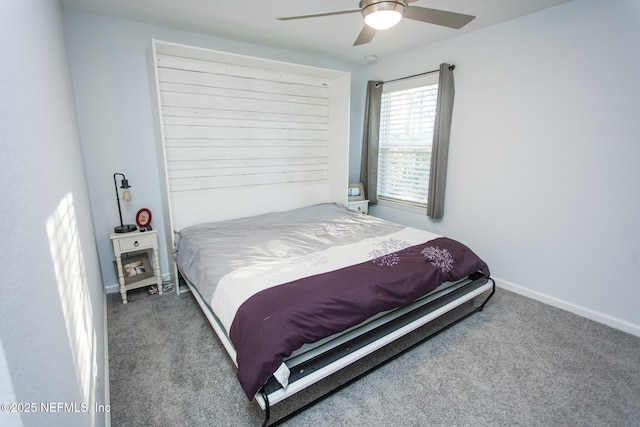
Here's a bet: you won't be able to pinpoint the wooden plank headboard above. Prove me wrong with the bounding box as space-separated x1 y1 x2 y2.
149 39 350 233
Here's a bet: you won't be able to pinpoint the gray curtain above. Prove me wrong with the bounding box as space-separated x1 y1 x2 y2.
359 80 383 204
427 63 455 219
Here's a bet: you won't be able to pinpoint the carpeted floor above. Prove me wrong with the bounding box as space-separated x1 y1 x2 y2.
107 286 640 426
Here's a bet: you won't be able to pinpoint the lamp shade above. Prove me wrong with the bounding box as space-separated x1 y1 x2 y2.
361 1 405 30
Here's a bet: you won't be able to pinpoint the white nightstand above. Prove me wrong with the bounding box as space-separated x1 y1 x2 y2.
110 230 162 304
348 200 369 215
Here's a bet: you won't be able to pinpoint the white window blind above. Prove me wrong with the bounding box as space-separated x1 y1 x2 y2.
377 73 439 207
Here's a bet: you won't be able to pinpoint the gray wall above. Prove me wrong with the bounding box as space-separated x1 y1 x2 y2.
0 1 108 426
354 0 640 335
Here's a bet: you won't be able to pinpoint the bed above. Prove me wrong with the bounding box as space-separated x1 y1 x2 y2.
149 40 493 425
172 202 494 425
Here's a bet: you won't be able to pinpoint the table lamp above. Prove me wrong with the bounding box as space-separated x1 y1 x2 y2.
113 172 137 233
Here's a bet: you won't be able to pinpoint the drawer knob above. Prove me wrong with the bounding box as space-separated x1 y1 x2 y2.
134 241 139 247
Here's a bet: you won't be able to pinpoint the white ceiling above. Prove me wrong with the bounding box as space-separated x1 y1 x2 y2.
60 0 573 64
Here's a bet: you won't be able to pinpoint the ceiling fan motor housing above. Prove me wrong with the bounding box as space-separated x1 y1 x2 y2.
359 0 407 15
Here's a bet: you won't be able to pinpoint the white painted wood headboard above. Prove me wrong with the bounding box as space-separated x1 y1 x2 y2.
149 39 350 245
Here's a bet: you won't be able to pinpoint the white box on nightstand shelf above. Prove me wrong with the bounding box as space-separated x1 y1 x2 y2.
348 200 369 215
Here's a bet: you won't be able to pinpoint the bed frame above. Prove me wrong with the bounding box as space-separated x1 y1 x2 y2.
180 267 494 426
149 40 495 425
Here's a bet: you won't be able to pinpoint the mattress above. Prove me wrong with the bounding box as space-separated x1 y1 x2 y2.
173 203 490 399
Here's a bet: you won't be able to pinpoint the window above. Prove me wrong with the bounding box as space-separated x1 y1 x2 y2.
376 73 439 209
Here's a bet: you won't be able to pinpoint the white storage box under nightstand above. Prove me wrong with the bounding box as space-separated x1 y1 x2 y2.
348 200 369 214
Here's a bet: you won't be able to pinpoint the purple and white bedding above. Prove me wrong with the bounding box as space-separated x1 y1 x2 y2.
174 203 489 399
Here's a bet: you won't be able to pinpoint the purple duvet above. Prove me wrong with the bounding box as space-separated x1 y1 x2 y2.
229 237 490 399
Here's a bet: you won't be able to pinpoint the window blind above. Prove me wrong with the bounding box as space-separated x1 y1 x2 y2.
377 76 439 206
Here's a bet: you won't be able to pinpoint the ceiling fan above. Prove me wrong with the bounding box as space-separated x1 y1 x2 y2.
277 0 475 46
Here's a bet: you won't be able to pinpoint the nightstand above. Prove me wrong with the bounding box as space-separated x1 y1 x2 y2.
348 200 369 214
110 230 162 304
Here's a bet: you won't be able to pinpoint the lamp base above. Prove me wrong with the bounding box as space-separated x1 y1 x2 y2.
114 224 138 233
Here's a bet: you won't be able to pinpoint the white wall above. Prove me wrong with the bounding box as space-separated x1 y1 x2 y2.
356 0 640 335
62 9 360 291
0 2 108 427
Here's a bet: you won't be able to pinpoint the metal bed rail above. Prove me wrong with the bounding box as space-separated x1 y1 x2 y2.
259 274 496 426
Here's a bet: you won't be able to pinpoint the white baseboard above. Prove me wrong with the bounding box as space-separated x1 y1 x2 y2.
105 283 119 294
493 276 640 338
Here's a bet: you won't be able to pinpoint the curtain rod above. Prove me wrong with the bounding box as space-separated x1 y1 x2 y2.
382 64 455 85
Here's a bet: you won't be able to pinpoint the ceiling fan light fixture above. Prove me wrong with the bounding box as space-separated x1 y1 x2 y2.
361 0 406 30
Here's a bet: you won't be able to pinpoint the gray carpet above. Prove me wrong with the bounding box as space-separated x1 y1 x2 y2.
107 286 640 427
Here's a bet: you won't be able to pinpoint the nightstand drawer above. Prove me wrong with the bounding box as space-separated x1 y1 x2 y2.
117 233 157 252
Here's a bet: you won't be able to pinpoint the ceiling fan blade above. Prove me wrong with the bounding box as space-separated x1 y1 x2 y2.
277 9 360 21
404 6 475 29
353 25 377 46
